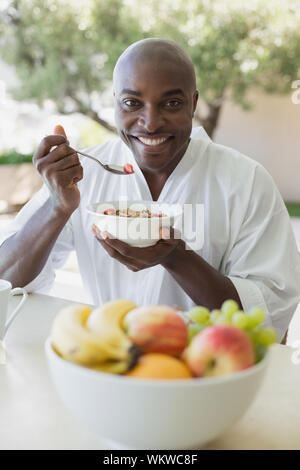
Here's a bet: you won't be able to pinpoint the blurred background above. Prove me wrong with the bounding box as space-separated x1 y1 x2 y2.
0 0 299 342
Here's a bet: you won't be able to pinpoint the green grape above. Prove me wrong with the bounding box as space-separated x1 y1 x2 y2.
255 327 277 346
187 323 206 344
222 310 237 323
253 344 267 364
221 300 239 318
214 313 231 325
210 309 222 324
189 306 210 325
232 311 248 329
247 307 265 329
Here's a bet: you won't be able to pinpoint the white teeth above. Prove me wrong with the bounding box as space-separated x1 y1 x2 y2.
137 137 168 146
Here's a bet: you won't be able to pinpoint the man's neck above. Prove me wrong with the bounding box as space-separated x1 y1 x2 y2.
142 172 168 201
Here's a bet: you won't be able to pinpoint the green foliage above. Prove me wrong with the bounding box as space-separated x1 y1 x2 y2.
0 0 144 111
79 119 115 148
1 0 300 132
0 151 33 165
285 202 300 218
145 0 300 107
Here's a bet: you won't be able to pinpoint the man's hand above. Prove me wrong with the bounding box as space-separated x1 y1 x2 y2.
92 225 183 271
33 126 83 216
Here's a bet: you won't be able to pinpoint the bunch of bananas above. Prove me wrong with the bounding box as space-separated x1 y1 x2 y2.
51 299 140 374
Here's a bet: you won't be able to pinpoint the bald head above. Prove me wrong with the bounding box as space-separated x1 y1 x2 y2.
113 38 196 92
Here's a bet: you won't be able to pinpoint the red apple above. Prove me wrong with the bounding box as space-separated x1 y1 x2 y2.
183 325 255 377
123 306 188 357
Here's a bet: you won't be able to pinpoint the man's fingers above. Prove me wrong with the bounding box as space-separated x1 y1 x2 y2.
91 224 180 268
41 142 76 163
161 227 170 240
52 153 80 171
93 228 138 259
160 226 181 241
92 224 180 271
34 144 78 175
97 230 176 264
97 233 151 260
33 135 68 161
94 226 180 260
54 164 83 186
94 233 144 271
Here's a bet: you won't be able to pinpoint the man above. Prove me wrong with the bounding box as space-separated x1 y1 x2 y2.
0 38 299 341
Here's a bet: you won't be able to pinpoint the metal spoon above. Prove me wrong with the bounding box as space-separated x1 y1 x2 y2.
76 149 134 175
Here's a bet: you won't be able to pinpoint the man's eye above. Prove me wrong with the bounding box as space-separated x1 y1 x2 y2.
165 100 182 108
123 99 139 107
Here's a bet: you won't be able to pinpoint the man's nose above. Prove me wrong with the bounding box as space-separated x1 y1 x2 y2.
137 105 165 132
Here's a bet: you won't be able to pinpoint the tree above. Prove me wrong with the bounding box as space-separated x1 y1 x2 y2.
1 0 300 138
0 0 145 133
145 0 300 136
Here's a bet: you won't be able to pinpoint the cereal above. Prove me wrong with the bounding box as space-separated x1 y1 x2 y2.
103 208 166 218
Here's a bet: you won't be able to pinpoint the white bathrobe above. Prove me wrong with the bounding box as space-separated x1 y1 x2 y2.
1 127 299 340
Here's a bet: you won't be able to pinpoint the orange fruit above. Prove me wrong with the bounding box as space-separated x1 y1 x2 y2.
125 353 192 379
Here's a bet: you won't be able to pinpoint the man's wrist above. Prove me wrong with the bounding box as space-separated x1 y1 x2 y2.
46 197 73 223
161 239 186 270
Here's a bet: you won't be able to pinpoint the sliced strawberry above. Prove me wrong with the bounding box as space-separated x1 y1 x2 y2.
123 163 134 174
104 208 116 215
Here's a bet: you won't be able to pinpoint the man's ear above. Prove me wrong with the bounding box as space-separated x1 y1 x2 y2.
192 90 199 115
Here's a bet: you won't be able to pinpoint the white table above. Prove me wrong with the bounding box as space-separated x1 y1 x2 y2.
1 293 300 450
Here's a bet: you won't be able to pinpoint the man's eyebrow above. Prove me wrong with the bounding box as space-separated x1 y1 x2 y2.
120 88 141 96
161 88 185 97
120 88 185 97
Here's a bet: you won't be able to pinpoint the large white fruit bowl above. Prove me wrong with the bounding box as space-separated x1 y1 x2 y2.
86 200 183 247
45 337 269 450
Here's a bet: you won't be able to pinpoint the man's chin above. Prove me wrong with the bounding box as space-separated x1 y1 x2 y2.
131 150 172 172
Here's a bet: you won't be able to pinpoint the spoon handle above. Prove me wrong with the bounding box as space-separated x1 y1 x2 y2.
76 150 106 169
75 149 131 175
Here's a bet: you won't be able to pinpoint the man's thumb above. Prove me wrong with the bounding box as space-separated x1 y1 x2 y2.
54 124 68 142
161 227 170 240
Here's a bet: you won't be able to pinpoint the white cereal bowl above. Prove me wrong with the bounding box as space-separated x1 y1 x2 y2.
86 200 183 247
45 337 269 450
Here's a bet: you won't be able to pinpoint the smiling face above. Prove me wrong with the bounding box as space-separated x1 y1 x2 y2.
113 44 198 175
